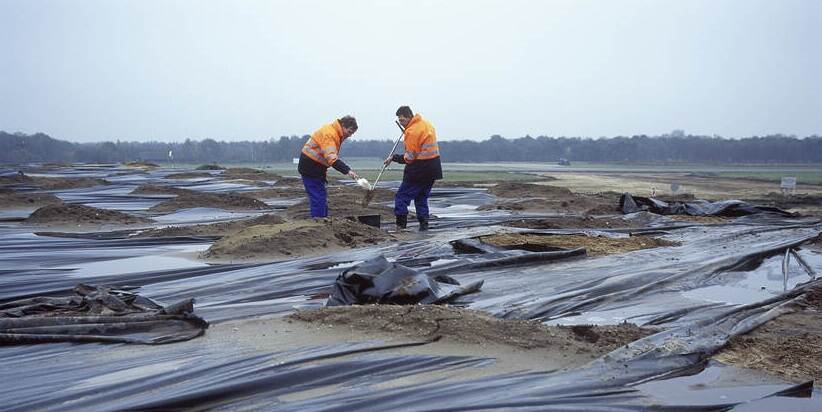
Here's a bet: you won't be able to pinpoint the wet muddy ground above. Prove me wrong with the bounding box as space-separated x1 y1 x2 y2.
2 163 821 409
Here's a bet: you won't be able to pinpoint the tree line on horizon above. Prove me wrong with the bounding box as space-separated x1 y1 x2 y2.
1 130 821 164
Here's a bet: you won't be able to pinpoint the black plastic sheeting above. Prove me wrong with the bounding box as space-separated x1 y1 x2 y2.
2 165 822 410
619 193 796 217
327 255 484 305
0 284 207 345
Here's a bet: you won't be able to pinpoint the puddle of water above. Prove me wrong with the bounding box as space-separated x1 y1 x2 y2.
65 244 210 276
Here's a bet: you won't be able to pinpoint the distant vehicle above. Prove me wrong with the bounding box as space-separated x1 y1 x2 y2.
558 158 571 166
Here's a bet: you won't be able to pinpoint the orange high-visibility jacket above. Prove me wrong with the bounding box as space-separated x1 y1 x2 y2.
302 120 344 167
402 114 439 164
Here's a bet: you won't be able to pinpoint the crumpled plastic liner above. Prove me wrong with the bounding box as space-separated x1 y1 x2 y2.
0 283 207 345
327 255 483 305
620 193 796 217
2 166 822 409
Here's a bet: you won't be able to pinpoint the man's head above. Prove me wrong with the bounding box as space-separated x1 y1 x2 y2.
395 106 413 128
338 115 358 139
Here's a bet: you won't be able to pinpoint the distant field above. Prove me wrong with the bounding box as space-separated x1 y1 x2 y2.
166 159 822 184
694 171 822 185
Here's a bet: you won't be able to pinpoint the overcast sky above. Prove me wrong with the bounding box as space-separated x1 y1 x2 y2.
1 0 820 142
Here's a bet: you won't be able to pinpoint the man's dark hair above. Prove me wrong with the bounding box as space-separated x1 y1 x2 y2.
339 115 358 131
395 106 413 117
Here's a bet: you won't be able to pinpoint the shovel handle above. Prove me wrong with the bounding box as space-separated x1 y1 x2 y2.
371 121 405 189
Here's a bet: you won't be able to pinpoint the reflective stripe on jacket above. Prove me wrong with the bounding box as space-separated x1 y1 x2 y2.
402 114 439 164
302 120 343 167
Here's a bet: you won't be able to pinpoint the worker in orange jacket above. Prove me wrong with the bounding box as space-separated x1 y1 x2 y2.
383 106 442 231
298 116 360 218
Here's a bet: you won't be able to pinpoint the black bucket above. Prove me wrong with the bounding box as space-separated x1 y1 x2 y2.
355 214 381 228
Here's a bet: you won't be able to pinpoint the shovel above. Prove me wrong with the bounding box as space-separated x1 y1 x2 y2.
362 121 405 207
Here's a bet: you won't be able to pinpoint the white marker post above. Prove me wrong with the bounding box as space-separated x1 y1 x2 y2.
780 176 796 197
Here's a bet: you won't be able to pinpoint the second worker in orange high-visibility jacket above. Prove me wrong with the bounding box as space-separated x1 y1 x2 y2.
384 106 443 231
298 116 360 218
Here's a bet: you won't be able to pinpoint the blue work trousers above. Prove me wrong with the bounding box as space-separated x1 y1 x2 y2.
301 175 328 218
394 180 434 218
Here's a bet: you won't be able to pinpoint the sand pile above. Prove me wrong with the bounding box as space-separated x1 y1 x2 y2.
0 173 108 190
480 182 619 215
149 192 270 213
479 233 679 256
220 167 282 181
285 185 398 220
202 218 393 261
489 182 573 198
123 161 159 168
291 305 651 354
250 186 308 199
164 172 214 179
195 164 225 170
136 213 285 238
130 184 194 196
505 216 644 230
715 287 822 387
25 204 152 226
0 191 64 208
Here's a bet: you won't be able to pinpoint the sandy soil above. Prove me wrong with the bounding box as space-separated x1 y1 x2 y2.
135 213 285 238
714 287 822 387
504 216 645 230
164 172 214 179
149 192 271 213
219 167 282 181
103 305 653 395
195 164 225 170
290 305 652 358
130 184 194 196
665 215 731 224
478 182 619 215
0 173 108 190
285 185 399 220
0 191 64 208
24 204 153 227
201 217 394 261
540 172 822 200
123 161 159 169
479 233 680 256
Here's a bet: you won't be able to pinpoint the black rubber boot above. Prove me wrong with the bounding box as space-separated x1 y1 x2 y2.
418 216 429 232
395 215 407 230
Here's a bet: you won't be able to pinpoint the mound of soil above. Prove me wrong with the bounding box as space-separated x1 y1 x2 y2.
489 182 573 198
665 215 730 224
164 172 214 179
251 186 308 199
130 184 194 196
505 216 644 230
202 218 393 261
25 204 152 226
0 173 108 190
715 288 822 386
479 233 679 256
124 161 159 168
220 168 282 181
0 192 64 208
290 305 652 354
136 213 285 237
480 182 620 215
196 164 225 170
285 185 399 220
149 192 270 213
